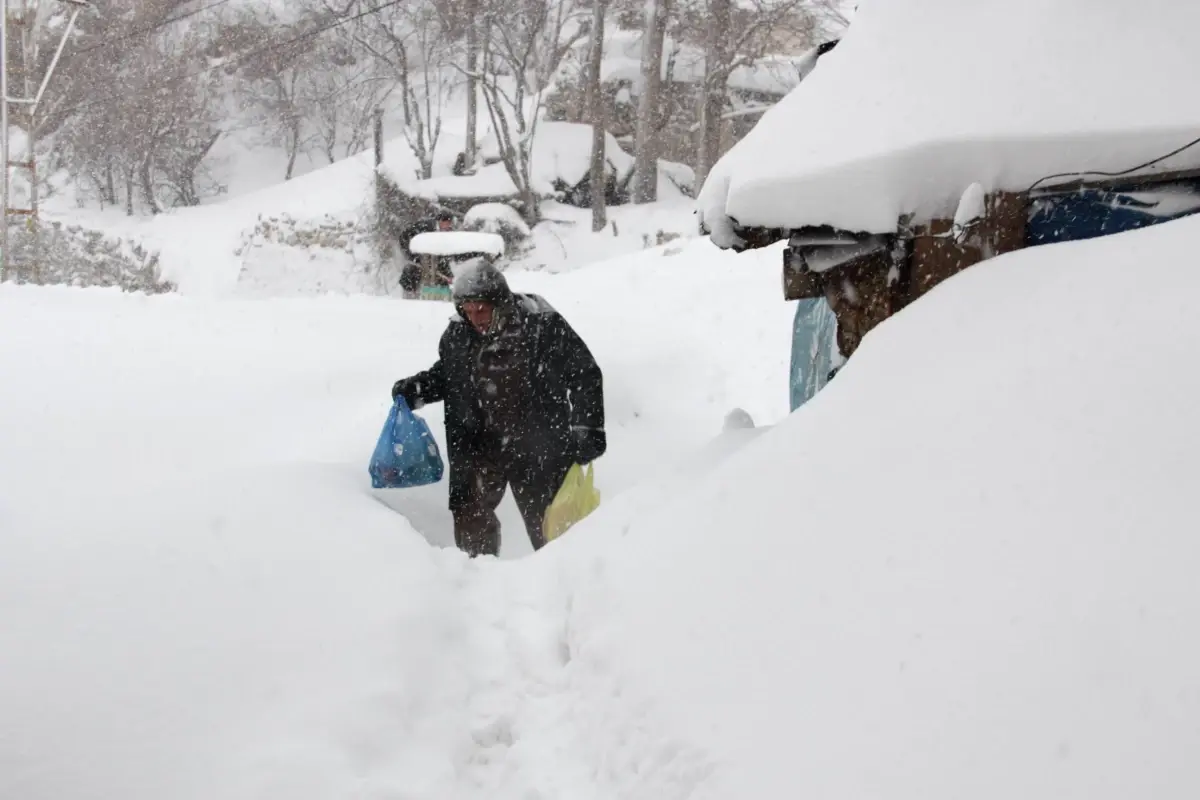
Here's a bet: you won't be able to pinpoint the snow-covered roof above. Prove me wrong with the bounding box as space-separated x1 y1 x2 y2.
411 164 523 201
409 231 505 257
478 121 634 188
392 122 634 201
698 0 1200 243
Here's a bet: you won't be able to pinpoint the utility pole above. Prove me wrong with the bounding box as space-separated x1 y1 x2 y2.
586 0 606 232
373 106 384 166
0 0 89 283
372 105 387 273
631 0 670 204
463 0 478 171
2 0 11 282
695 0 731 191
19 0 38 281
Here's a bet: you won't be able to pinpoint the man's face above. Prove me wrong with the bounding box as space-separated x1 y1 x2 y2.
462 300 494 333
438 218 452 231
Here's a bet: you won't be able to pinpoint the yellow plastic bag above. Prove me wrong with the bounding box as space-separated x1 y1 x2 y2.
543 463 601 543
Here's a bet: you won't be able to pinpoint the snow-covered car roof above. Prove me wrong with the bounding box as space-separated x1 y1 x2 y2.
697 0 1200 245
409 231 505 258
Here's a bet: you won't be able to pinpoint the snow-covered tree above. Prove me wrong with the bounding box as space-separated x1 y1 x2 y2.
50 14 225 213
332 0 460 179
472 0 589 222
631 0 672 203
685 0 820 187
234 5 394 177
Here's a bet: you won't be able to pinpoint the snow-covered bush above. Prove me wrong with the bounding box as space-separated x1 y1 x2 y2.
657 160 696 198
4 223 172 293
236 213 366 255
462 203 532 253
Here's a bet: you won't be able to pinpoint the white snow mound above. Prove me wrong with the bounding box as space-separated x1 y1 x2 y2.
478 121 634 189
404 122 635 202
410 231 506 257
562 213 1200 799
464 203 532 237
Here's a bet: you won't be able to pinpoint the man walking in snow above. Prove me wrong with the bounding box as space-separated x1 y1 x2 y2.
391 262 605 556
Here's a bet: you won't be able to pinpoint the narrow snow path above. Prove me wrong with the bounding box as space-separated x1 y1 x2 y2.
0 243 792 800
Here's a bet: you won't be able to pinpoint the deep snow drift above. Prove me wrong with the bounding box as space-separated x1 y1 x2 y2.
4 209 1200 800
562 214 1200 799
0 239 791 800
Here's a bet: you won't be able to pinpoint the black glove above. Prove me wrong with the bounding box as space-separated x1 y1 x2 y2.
569 426 606 464
391 377 423 409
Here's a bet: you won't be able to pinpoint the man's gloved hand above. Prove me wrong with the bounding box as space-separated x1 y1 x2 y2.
391 377 424 409
569 426 606 465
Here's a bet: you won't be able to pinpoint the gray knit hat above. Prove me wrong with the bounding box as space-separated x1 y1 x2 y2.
451 260 512 305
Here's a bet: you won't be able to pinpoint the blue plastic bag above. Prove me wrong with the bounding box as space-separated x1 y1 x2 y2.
368 397 445 489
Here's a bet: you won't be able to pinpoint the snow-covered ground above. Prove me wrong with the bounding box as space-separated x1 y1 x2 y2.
0 237 791 800
580 213 1200 799
8 2 1200 792
5 202 1200 799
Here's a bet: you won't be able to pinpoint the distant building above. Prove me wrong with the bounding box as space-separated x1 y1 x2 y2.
546 29 822 171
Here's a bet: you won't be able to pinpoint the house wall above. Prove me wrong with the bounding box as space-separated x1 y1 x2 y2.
782 191 1029 359
908 191 1026 305
822 249 901 358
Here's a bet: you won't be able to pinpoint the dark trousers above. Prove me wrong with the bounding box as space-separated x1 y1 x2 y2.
452 455 571 557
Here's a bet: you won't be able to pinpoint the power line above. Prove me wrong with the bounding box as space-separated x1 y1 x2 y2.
72 0 240 57
58 0 405 118
1026 132 1200 194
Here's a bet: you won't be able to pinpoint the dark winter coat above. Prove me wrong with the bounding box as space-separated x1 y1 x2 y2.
393 279 605 511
